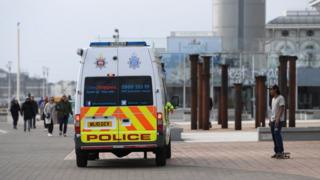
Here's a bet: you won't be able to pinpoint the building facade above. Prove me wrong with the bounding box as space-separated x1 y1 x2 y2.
48 80 76 98
0 68 46 106
266 10 320 110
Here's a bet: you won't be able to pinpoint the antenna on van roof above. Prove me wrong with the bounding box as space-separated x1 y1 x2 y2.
113 29 120 43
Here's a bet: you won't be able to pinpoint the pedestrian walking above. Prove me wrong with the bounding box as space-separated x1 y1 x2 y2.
30 96 39 129
10 98 21 129
40 97 49 129
44 97 56 136
56 95 73 137
21 97 35 132
269 85 286 158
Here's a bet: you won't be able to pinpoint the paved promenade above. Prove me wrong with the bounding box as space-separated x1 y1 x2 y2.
0 122 319 180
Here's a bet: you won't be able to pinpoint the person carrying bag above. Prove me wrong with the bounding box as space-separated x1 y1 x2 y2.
44 97 56 136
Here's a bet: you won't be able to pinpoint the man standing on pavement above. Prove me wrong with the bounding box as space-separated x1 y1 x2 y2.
30 96 39 129
269 85 286 158
21 97 35 132
56 95 73 137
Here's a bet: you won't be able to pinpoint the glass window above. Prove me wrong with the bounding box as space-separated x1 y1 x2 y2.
119 76 153 106
306 30 314 37
84 77 118 107
281 30 289 37
84 76 153 107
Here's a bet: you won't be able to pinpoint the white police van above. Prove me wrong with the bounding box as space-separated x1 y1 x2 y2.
74 41 172 167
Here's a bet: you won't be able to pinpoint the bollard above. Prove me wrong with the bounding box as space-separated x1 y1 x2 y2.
202 56 211 130
234 83 242 130
190 54 199 130
220 64 228 129
197 62 204 129
279 56 288 127
255 76 267 128
288 56 297 127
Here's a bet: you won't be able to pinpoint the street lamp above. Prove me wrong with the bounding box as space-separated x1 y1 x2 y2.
42 66 49 97
6 61 12 109
16 22 21 102
113 29 120 43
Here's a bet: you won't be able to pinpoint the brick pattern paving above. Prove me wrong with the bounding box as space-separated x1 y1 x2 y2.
0 122 319 180
66 141 320 179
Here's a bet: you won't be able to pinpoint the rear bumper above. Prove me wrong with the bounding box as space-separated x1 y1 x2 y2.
80 144 157 150
74 134 165 152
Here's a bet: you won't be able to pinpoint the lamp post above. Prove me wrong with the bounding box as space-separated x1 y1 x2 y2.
113 29 120 43
17 22 21 102
42 66 49 97
6 61 12 109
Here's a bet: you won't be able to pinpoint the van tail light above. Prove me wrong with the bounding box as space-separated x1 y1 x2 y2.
75 114 81 134
157 112 163 133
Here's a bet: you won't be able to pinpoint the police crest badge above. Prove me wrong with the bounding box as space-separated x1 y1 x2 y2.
95 54 106 69
128 53 141 69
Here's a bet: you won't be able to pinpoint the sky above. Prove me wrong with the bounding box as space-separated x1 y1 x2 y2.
0 0 311 82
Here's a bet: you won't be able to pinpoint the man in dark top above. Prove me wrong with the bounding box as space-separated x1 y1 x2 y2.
30 96 39 129
10 98 21 129
21 97 35 132
56 95 73 137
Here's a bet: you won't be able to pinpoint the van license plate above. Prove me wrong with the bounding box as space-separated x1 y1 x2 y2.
87 121 112 128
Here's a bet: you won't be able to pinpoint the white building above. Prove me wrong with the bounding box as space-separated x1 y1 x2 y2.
266 6 320 110
48 81 76 98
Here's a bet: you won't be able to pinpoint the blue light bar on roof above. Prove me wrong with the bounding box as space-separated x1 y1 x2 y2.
126 41 147 46
90 41 147 47
90 42 112 47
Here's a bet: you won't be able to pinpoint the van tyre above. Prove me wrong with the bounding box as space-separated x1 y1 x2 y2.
76 149 88 167
155 147 167 166
166 140 171 159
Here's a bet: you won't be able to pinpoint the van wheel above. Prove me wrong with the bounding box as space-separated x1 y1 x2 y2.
155 147 166 166
76 149 88 167
166 140 171 159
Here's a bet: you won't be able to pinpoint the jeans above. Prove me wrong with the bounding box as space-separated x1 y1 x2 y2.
24 119 32 132
32 115 36 128
59 115 69 134
270 121 285 154
47 118 53 134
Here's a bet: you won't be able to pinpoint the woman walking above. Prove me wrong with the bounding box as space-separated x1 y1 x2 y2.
40 97 49 130
44 97 56 136
10 98 21 129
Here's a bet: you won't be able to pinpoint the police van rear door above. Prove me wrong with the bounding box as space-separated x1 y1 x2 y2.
117 47 157 143
80 47 119 143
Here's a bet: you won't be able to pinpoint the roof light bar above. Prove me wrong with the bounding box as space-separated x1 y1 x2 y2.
90 41 147 47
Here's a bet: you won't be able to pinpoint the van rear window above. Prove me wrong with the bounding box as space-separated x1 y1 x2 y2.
84 76 153 107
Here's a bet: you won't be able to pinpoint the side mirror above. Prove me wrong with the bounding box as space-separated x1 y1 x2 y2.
170 96 179 108
77 48 84 56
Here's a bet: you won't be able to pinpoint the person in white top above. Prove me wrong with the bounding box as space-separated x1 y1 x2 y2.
269 85 286 158
44 97 56 136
